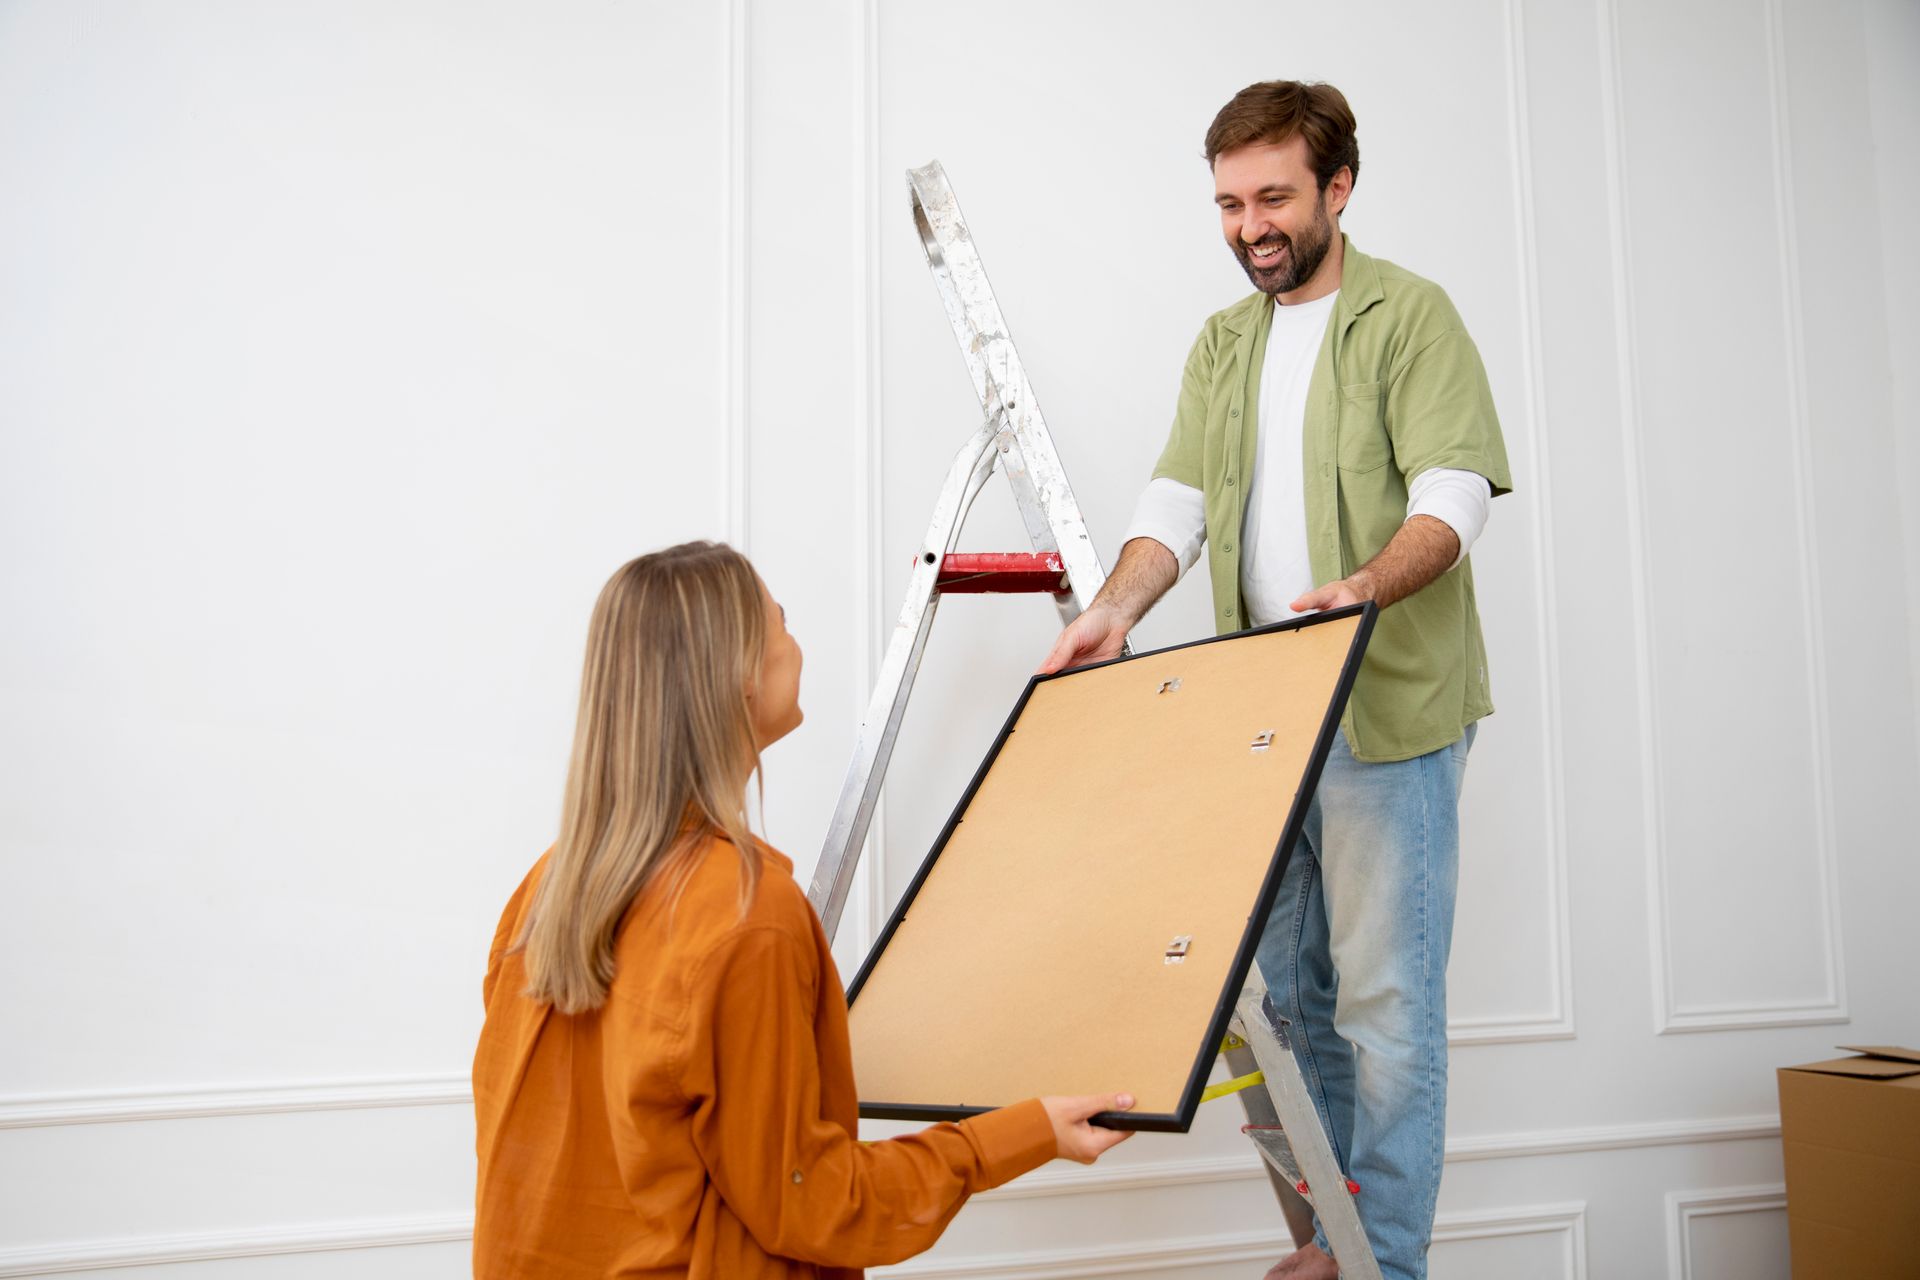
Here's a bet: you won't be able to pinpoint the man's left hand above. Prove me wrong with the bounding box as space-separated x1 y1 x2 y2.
1289 573 1375 614
1288 514 1459 613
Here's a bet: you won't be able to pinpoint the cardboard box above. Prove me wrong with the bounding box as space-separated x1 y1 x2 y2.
1778 1046 1920 1278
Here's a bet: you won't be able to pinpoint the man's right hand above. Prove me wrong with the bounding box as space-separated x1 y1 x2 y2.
1036 538 1180 674
1038 603 1131 674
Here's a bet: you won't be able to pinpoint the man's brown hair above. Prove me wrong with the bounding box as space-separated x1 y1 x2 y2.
1203 80 1360 193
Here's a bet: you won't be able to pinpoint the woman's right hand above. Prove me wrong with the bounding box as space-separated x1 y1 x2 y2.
1040 1093 1136 1163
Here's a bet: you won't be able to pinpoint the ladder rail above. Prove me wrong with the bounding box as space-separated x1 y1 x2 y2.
1233 971 1384 1280
907 162 1113 624
1223 1034 1319 1250
808 418 1001 942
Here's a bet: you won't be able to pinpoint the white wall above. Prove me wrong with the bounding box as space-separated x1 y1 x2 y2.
2 2 1915 1277
1872 0 1920 718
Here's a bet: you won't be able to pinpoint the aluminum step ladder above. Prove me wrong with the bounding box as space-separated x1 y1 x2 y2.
806 160 1382 1280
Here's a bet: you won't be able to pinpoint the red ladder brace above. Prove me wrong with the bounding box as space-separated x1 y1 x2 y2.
932 551 1070 596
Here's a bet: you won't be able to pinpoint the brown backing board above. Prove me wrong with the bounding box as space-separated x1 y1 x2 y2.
845 605 1374 1132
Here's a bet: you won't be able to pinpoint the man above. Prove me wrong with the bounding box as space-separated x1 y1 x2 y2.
1039 81 1511 1280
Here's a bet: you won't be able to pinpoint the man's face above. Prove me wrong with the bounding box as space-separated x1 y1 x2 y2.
1213 137 1347 297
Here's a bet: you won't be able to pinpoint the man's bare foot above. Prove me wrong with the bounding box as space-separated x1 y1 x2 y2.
1262 1242 1340 1279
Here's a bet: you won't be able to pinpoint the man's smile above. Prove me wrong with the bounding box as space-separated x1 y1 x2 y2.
1247 238 1287 267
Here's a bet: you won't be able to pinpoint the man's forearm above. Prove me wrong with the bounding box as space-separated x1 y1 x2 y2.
1348 515 1460 609
1089 537 1180 627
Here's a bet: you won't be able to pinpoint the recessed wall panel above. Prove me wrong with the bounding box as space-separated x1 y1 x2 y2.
1613 0 1840 1023
1681 1204 1790 1280
0 0 735 1090
1429 1221 1580 1280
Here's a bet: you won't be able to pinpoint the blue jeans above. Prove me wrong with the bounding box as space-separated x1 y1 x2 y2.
1253 725 1473 1280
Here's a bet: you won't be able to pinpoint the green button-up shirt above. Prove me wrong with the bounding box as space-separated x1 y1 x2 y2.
1151 236 1513 762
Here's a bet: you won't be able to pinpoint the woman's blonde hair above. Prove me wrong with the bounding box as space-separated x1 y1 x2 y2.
518 541 766 1013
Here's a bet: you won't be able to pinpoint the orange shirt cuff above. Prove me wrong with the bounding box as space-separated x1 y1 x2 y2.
959 1098 1056 1189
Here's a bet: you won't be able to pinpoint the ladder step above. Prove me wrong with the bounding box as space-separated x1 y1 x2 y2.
933 552 1071 595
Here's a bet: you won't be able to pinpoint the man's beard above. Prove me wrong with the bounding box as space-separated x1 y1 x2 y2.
1232 196 1334 296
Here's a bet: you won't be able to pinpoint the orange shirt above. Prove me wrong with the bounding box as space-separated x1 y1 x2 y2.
472 834 1056 1279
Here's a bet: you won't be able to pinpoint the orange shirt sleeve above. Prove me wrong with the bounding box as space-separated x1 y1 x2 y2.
480 871 532 1009
673 923 1055 1269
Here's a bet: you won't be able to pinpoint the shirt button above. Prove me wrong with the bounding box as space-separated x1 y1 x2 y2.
1226 477 1235 486
1230 407 1241 417
1223 543 1233 552
1225 606 1235 617
792 1170 804 1184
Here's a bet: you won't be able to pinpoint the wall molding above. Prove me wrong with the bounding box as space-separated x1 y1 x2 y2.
879 1226 1290 1279
1595 0 1846 1037
974 1152 1259 1204
0 1213 470 1278
7 1222 1290 1280
1449 1009 1576 1047
1754 0 1848 1031
1432 1202 1588 1280
851 0 888 956
1444 1112 1778 1162
893 1206 1584 1280
1595 0 1680 1042
1451 0 1577 1049
977 1113 1777 1205
722 0 751 550
0 1073 470 1130
0 1065 1782 1168
1665 1184 1787 1280
0 1201 1594 1280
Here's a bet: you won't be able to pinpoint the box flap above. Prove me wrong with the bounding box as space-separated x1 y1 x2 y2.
1836 1044 1920 1066
1786 1055 1920 1080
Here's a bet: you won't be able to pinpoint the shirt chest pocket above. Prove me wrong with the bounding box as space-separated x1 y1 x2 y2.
1336 382 1390 474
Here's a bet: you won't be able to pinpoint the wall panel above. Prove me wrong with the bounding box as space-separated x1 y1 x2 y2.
1665 1186 1789 1280
1602 0 1845 1030
0 0 736 1092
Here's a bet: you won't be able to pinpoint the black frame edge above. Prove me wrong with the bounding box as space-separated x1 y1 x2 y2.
850 602 1379 1132
1162 601 1378 1130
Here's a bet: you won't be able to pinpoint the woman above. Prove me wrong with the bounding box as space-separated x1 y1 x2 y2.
473 541 1132 1278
